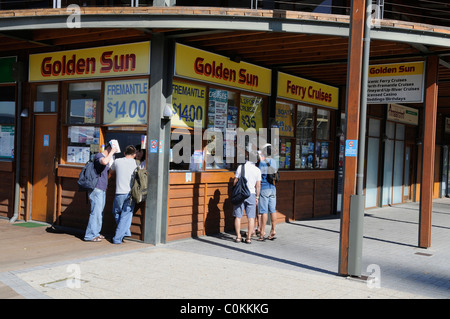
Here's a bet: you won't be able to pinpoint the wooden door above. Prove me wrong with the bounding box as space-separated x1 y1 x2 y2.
32 114 57 222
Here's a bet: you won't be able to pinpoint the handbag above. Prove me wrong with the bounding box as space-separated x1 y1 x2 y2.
231 163 251 205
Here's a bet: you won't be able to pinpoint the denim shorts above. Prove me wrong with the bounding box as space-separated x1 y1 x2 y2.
259 188 276 214
233 194 257 219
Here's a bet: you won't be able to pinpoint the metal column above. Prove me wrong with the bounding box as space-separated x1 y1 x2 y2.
144 34 173 245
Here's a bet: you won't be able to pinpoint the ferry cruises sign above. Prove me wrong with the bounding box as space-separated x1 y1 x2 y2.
367 61 425 104
29 42 150 82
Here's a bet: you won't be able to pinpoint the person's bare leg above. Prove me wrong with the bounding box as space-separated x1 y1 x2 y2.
259 213 268 240
268 213 277 239
246 218 255 243
234 217 242 242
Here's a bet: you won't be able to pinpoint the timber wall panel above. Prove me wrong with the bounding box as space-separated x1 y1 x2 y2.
294 179 314 219
0 171 13 218
167 183 205 241
275 180 294 222
167 171 335 242
314 179 334 217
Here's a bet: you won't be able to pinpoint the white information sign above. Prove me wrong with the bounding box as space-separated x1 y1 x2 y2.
367 61 425 104
104 78 149 125
387 104 419 125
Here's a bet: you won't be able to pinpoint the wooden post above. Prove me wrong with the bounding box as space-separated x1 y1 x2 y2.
338 0 366 276
419 55 439 248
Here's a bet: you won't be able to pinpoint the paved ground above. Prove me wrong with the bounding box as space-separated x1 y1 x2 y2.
0 198 449 301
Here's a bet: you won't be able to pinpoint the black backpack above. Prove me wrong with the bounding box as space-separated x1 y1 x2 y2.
265 159 280 185
231 163 251 205
77 159 99 192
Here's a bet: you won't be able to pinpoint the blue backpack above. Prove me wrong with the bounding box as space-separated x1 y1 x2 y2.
77 159 99 192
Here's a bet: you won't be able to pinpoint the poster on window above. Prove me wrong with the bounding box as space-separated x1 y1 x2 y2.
172 81 206 128
0 125 14 159
239 95 263 130
104 78 148 125
275 102 294 137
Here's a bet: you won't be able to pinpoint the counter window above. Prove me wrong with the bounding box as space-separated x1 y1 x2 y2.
67 82 101 124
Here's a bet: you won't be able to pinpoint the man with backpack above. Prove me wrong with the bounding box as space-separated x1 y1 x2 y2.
257 144 278 241
232 147 261 244
110 145 138 244
84 141 118 242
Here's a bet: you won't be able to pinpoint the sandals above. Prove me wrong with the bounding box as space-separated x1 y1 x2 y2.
267 233 277 240
235 237 242 243
245 238 252 244
89 236 102 242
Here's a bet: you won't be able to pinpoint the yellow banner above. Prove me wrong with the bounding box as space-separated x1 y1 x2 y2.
175 43 271 95
277 72 339 109
275 102 294 137
369 61 424 77
29 42 150 82
239 95 263 130
171 81 206 128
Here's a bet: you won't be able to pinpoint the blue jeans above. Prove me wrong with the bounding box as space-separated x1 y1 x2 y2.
112 194 135 244
84 188 106 241
259 188 276 214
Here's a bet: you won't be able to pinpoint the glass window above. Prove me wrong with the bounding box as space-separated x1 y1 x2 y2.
206 88 239 170
67 82 101 124
368 118 380 137
296 105 314 169
316 108 330 140
0 86 15 124
66 126 100 163
34 84 58 113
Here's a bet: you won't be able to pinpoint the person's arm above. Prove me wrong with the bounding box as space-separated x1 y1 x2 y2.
99 147 118 166
233 165 242 186
255 180 261 203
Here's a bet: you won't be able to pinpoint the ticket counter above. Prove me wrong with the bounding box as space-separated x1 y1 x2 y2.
166 44 339 241
28 42 151 239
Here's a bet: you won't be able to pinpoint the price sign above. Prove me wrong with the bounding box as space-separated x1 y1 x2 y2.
239 95 263 130
171 81 206 128
104 79 148 125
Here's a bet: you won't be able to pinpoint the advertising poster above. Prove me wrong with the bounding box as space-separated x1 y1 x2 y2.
239 95 263 130
104 78 149 125
208 88 228 130
172 81 206 128
275 102 294 137
0 125 14 159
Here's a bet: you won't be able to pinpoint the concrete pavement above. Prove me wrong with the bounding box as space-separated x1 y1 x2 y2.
0 198 449 300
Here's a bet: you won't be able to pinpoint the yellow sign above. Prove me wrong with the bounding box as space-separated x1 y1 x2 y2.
275 102 294 137
277 72 339 109
239 95 263 130
175 43 271 95
171 81 206 128
29 42 150 82
369 61 424 77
